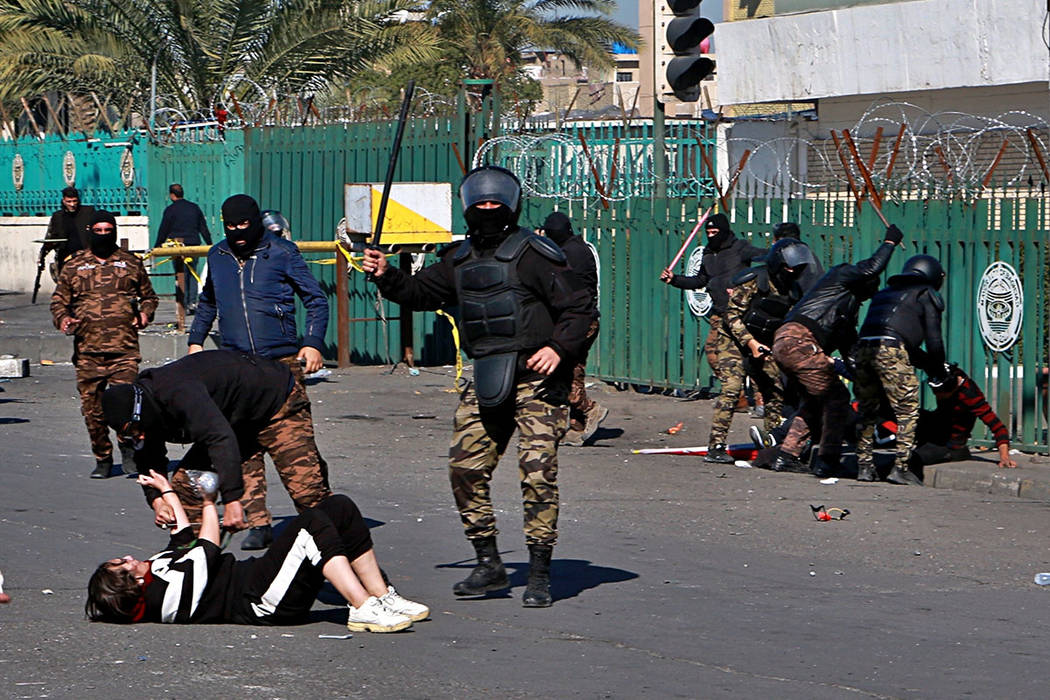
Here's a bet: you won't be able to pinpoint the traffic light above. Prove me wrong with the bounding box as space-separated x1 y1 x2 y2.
654 0 715 103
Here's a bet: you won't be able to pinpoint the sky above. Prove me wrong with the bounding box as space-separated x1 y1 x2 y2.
612 0 724 29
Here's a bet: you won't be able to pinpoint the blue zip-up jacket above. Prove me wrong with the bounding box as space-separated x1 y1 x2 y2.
188 232 328 358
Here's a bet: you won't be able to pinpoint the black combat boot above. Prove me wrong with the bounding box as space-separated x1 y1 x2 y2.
453 536 509 596
771 452 804 473
118 444 137 477
856 463 877 482
704 444 734 464
90 458 114 479
241 525 273 550
886 466 923 486
811 454 841 478
522 544 553 608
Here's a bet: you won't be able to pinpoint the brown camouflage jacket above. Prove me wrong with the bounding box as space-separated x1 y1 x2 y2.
50 248 159 356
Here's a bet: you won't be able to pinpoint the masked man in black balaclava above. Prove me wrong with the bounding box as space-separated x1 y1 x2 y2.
186 193 330 551
50 210 158 479
659 212 767 462
539 211 606 446
360 166 595 608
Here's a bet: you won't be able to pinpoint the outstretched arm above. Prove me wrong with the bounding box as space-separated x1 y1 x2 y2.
137 469 190 531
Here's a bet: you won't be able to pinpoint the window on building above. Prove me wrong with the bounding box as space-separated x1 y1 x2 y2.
616 72 634 82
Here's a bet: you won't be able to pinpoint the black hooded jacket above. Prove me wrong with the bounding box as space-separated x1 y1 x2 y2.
669 231 766 316
859 280 945 372
783 242 897 353
107 351 294 506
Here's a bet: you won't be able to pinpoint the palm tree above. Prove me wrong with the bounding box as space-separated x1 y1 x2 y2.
0 0 438 122
426 0 640 88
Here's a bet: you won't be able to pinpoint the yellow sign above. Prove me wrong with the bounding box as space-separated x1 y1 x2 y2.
344 183 453 246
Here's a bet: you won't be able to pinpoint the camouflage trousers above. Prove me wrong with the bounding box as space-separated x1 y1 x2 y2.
704 314 722 375
449 375 569 546
568 319 599 430
708 326 783 445
771 322 850 460
75 352 139 462
174 356 332 528
854 342 919 470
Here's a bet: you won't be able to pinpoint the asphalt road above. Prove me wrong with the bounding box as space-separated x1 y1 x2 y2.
2 361 1050 699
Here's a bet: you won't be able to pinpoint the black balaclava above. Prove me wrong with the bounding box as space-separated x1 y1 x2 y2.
704 213 733 250
542 212 573 246
88 210 119 258
101 383 162 437
460 166 521 249
221 194 265 259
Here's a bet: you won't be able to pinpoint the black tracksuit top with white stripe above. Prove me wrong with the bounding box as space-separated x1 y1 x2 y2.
140 527 247 624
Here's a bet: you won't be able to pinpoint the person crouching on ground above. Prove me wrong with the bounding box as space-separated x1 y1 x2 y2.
86 469 427 632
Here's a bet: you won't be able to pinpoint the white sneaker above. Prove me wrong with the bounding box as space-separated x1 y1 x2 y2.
346 596 412 633
380 586 430 622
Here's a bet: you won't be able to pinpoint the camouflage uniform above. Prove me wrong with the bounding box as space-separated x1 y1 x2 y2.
50 248 158 462
714 277 785 443
853 342 920 472
568 320 599 430
172 366 333 525
449 376 569 546
234 355 330 528
771 322 850 462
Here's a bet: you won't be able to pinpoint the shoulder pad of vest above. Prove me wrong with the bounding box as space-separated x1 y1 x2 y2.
924 287 945 312
451 240 472 263
495 229 566 264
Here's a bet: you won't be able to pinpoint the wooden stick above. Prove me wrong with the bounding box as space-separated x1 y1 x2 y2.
21 97 45 138
698 141 728 211
450 142 467 176
577 131 609 209
842 129 889 227
981 139 1010 189
666 205 715 270
1027 129 1050 184
881 123 906 200
40 94 65 136
829 130 863 212
866 126 884 173
724 149 751 199
606 136 621 197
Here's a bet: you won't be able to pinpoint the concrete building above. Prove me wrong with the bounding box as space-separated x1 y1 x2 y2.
520 47 643 119
712 0 1049 197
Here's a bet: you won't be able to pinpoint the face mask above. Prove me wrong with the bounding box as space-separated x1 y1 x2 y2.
89 229 118 258
465 206 513 246
226 223 264 258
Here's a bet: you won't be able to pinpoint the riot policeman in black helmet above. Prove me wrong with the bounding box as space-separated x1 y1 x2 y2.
361 166 595 607
854 254 947 485
722 238 820 464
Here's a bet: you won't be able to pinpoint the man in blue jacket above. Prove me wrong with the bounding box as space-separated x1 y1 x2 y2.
187 194 329 550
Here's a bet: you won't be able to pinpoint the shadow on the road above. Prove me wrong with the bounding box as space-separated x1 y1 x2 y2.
583 426 623 445
437 556 638 603
0 417 29 424
0 397 28 404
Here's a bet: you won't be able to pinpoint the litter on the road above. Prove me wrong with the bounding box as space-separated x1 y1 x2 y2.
810 504 849 521
318 633 353 639
734 460 752 468
665 421 684 434
819 477 839 485
1034 573 1050 585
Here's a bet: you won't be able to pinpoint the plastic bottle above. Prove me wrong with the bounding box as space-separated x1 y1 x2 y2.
1033 573 1050 585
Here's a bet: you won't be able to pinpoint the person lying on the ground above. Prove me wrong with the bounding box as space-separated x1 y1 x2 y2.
912 363 1017 470
85 469 428 632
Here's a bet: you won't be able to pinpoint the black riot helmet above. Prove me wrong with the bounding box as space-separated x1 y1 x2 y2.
772 221 800 240
460 166 522 245
888 254 945 290
764 238 810 287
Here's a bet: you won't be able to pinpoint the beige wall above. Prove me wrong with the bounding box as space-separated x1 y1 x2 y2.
0 216 150 295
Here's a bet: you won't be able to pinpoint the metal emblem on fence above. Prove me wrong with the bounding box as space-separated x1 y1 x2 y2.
976 261 1023 352
62 151 76 186
119 149 134 187
12 154 23 191
685 247 712 317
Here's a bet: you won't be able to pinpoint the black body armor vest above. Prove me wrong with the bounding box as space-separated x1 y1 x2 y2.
742 269 799 345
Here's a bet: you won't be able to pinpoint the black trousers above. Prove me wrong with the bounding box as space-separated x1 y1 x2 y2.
233 494 373 624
